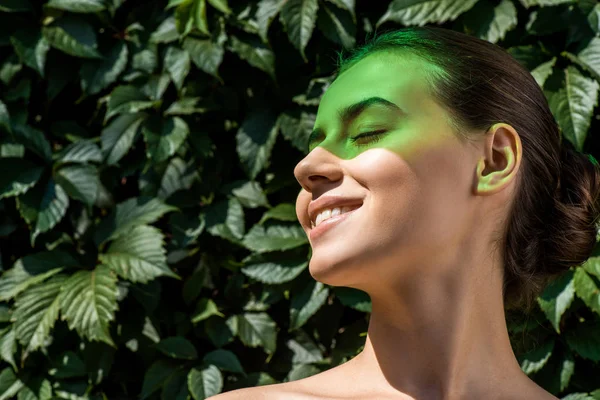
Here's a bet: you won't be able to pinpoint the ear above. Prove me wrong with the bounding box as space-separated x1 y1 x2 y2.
475 123 522 195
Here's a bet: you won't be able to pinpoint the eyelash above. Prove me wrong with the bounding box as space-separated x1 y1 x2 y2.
350 130 387 146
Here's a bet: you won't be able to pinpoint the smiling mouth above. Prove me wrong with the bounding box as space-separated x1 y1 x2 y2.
310 204 363 229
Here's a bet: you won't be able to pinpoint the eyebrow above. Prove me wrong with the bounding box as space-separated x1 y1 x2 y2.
307 96 402 150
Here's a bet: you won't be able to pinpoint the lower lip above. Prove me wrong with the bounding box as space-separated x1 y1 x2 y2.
309 207 361 241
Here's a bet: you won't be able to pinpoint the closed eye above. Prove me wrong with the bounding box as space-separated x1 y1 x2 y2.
350 130 387 146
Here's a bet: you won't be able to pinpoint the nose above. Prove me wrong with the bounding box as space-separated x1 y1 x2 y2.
294 147 344 193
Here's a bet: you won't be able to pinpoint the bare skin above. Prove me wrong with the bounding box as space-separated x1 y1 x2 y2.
210 52 558 400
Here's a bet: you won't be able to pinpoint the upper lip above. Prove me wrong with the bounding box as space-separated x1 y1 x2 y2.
308 195 364 226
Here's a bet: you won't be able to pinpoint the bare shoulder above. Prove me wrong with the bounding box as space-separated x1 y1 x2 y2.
206 382 312 400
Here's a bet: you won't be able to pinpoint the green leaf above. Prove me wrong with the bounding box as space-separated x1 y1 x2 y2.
105 86 157 122
81 41 129 95
560 351 575 392
236 109 279 180
518 0 574 7
279 0 319 61
203 349 245 374
99 224 180 283
155 336 198 360
151 16 179 43
59 265 119 346
537 269 575 333
334 287 371 312
0 99 10 134
278 110 316 153
11 124 52 162
259 203 298 224
56 139 102 164
241 252 307 284
164 46 191 91
530 57 556 88
204 197 245 242
142 116 189 163
228 35 275 80
101 113 147 165
0 250 77 301
140 359 182 399
0 327 16 370
377 0 478 27
546 66 599 151
95 196 177 244
17 178 70 246
10 30 50 77
0 0 32 12
42 18 101 59
518 339 554 374
290 281 328 330
207 0 230 14
192 298 224 323
159 157 199 200
574 267 600 316
14 274 66 354
187 365 223 400
286 329 323 364
0 368 23 400
222 180 269 209
161 368 189 400
236 312 277 354
183 37 224 79
164 97 206 115
255 0 287 42
582 256 600 278
470 0 517 44
48 351 86 379
242 223 308 253
46 0 106 13
0 158 43 199
571 37 600 82
55 164 99 206
566 321 600 362
317 1 356 49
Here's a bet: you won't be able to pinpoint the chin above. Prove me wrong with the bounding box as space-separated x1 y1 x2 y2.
307 254 363 287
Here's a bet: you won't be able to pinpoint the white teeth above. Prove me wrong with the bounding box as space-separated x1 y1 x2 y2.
312 205 359 228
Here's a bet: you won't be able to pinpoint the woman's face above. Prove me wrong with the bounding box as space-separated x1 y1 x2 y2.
294 52 481 289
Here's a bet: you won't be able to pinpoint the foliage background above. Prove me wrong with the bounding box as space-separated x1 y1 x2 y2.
1 0 600 399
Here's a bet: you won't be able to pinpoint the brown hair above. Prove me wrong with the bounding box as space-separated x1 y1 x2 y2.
334 26 600 312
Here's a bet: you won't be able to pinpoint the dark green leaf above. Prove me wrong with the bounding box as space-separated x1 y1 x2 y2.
0 158 43 199
183 36 224 79
242 223 308 253
101 113 147 165
203 349 245 374
155 336 198 359
377 0 478 27
42 18 102 59
142 116 189 163
46 0 106 13
279 0 319 61
537 269 575 333
187 365 223 400
228 35 275 80
10 30 50 77
290 280 328 330
236 109 279 180
81 41 129 95
55 164 99 206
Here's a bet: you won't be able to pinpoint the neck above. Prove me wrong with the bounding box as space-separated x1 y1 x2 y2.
348 238 528 400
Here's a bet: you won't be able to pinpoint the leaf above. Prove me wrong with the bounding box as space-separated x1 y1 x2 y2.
255 0 287 42
222 180 269 209
259 203 298 224
0 368 23 400
105 86 157 122
277 110 316 153
0 99 9 134
159 157 199 200
241 252 307 284
236 109 279 180
187 365 223 400
518 339 555 374
0 0 32 12
142 116 189 163
55 164 99 206
570 37 600 82
290 281 328 330
101 113 147 165
286 329 323 364
42 18 101 59
333 287 371 312
207 0 230 14
565 321 600 362
161 368 189 400
48 351 86 379
81 41 129 95
546 66 599 152
537 269 575 333
242 223 308 253
279 0 319 61
164 46 191 91
204 197 245 242
203 349 245 374
46 0 106 13
236 312 277 354
465 0 517 44
10 29 50 77
0 327 16 370
205 317 235 348
140 359 182 399
17 178 70 246
14 274 66 354
59 265 119 346
164 97 206 115
99 225 180 283
228 35 275 80
151 16 179 43
155 336 198 359
582 256 600 278
191 298 224 323
11 124 52 162
56 139 102 164
574 267 600 316
530 57 556 88
377 0 478 27
0 250 77 301
518 0 574 7
0 158 43 199
183 37 224 79
94 196 177 244
317 1 356 49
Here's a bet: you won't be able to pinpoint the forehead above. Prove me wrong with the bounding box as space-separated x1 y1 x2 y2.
316 51 436 122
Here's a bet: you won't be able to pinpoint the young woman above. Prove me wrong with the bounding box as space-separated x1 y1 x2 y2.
212 26 600 400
